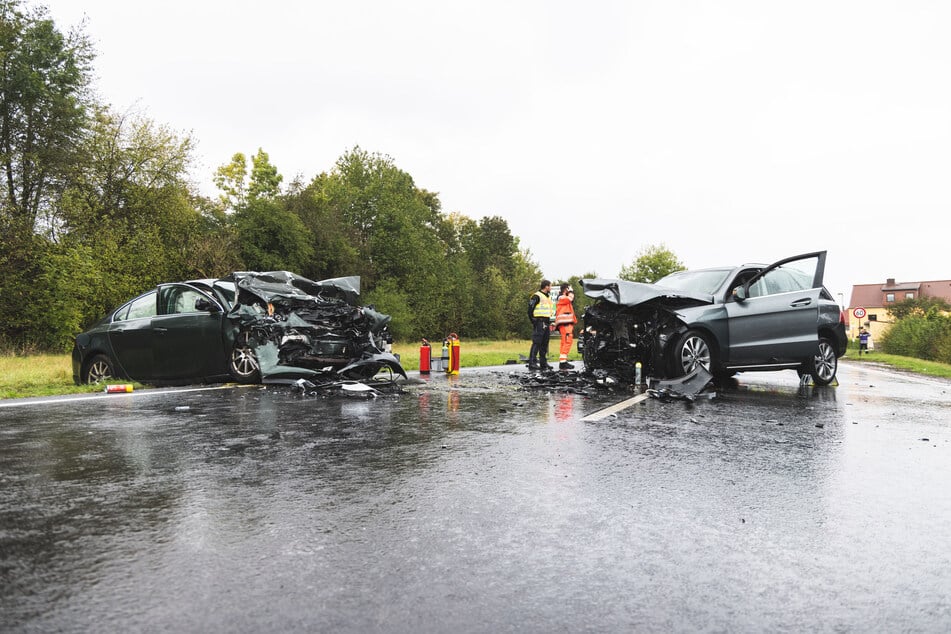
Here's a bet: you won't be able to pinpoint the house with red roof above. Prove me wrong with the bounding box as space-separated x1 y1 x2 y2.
847 278 951 341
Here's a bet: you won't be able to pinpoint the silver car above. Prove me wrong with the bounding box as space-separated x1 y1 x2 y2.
578 251 848 385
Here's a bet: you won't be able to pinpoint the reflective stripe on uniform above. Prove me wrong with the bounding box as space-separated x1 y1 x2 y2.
532 291 554 318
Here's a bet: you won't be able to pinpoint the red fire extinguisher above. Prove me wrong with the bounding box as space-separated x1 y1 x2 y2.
419 338 431 373
446 333 460 375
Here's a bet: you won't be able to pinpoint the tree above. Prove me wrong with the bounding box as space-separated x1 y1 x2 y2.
213 148 283 209
619 243 685 283
283 171 361 280
0 0 94 238
887 297 951 321
233 197 313 272
460 215 518 275
54 108 202 323
213 152 247 212
248 148 282 201
289 147 447 337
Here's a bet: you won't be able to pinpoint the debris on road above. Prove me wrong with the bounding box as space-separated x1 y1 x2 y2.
646 366 715 401
514 364 715 402
285 374 407 398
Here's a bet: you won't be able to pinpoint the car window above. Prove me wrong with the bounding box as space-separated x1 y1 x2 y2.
161 286 213 314
762 268 811 294
213 281 236 308
112 303 131 322
115 291 157 322
748 277 768 298
739 254 821 298
728 269 761 299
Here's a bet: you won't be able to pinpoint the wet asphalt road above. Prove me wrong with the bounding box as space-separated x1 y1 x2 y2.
1 361 950 633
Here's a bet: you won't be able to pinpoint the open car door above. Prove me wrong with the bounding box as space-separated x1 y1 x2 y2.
724 251 826 366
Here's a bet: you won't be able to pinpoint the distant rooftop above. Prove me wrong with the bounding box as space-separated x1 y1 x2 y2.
849 277 951 307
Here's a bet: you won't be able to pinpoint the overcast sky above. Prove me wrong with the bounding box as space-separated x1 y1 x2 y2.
42 0 951 304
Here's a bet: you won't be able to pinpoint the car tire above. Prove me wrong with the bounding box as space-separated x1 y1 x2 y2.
229 333 260 383
805 337 837 386
83 354 115 384
670 329 714 377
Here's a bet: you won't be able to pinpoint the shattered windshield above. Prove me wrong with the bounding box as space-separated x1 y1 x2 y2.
654 269 731 295
213 281 236 308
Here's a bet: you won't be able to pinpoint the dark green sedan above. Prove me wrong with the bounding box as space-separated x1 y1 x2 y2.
72 271 405 385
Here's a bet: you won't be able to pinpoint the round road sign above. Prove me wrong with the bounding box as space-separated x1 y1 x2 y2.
853 307 867 319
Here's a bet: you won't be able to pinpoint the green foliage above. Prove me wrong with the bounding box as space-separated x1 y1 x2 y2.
619 243 685 283
34 240 105 350
0 4 555 350
233 198 314 272
248 148 283 201
504 250 544 339
0 230 46 348
0 0 95 238
363 279 413 340
213 152 248 211
55 108 203 313
880 312 951 363
886 297 951 321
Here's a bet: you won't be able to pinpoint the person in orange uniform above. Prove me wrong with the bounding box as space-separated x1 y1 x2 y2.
554 283 577 370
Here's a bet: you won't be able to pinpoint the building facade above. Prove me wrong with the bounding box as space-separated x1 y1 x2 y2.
847 278 951 341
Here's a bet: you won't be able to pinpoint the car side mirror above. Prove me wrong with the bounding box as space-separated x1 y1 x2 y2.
733 286 748 302
195 297 219 312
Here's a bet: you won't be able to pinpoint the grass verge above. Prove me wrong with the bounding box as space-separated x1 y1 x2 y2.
392 339 579 371
1 340 579 399
842 349 951 379
5 343 949 400
0 354 113 399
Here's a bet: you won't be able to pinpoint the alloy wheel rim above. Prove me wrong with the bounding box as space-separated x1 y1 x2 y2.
232 348 259 377
814 342 836 381
88 361 111 383
681 336 711 373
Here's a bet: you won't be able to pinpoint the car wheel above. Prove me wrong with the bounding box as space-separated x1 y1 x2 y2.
229 333 260 383
84 354 115 384
671 329 714 377
806 337 837 386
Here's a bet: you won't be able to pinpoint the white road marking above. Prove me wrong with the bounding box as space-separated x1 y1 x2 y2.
0 385 251 409
581 392 650 421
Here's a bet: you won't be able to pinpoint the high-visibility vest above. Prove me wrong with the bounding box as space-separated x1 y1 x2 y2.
532 291 554 319
554 296 576 326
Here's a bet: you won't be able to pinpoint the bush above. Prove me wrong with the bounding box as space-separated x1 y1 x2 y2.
881 313 951 363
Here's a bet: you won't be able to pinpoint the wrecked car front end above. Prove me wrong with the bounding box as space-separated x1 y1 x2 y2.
226 271 406 383
578 278 713 384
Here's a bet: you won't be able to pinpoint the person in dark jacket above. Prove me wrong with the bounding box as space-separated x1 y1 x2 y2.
527 279 553 371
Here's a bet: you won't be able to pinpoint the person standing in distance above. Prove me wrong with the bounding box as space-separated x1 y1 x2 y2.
527 279 554 371
858 327 870 355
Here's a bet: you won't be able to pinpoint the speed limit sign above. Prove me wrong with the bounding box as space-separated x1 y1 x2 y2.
853 307 867 319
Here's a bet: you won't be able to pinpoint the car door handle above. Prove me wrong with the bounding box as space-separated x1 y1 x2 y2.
154 327 168 335
790 298 812 307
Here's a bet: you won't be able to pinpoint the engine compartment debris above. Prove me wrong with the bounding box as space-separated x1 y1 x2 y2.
228 271 407 382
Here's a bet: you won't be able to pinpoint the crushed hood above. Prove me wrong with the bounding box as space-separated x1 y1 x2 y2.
222 270 404 381
229 271 362 306
581 278 714 309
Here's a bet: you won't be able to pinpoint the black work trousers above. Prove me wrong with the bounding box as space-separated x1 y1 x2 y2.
528 318 551 368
